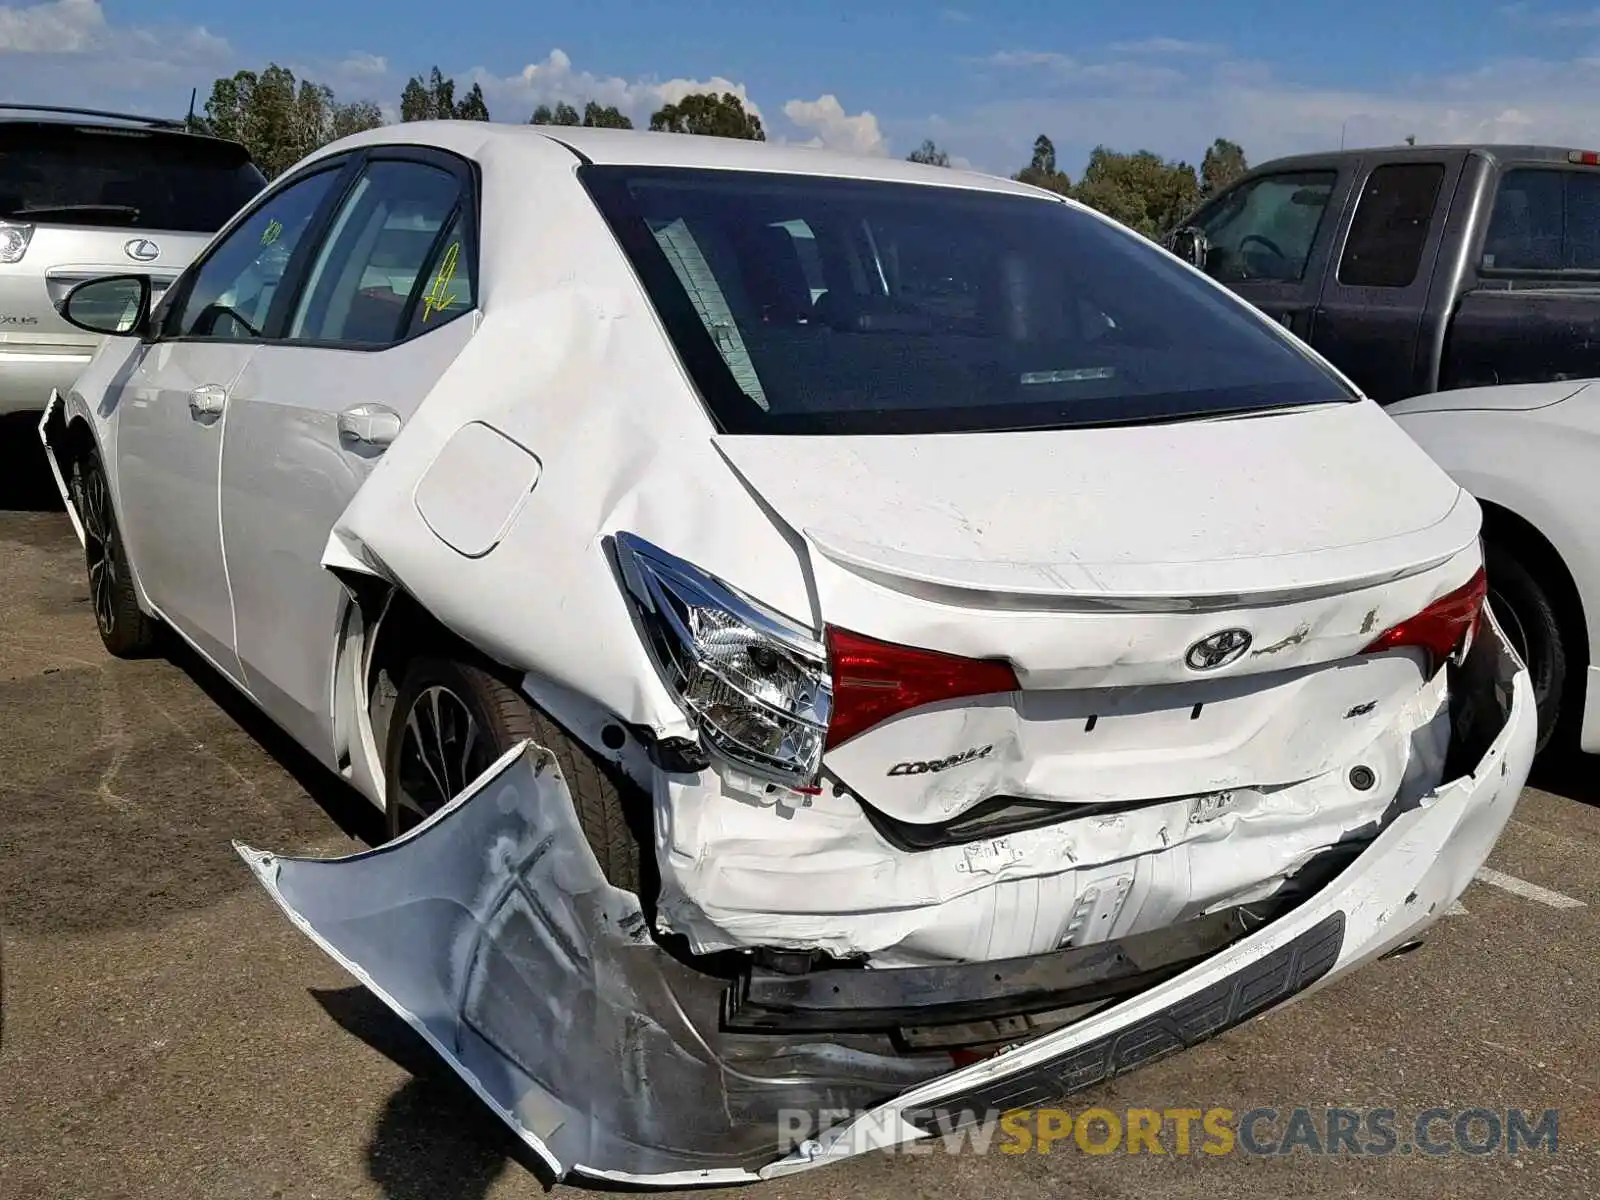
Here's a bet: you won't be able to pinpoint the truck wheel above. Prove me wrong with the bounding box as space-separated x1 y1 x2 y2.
383 655 642 892
1484 541 1565 755
71 451 158 659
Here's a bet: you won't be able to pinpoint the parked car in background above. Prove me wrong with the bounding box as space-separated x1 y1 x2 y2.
1167 145 1600 404
1391 378 1600 755
0 105 265 429
43 122 1532 1185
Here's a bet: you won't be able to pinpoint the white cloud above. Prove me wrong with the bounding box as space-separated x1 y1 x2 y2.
0 0 231 111
337 51 388 78
782 93 888 155
1107 36 1222 55
466 47 762 127
0 0 101 52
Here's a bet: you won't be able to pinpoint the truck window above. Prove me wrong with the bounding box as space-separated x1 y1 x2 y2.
1337 163 1445 288
1193 171 1336 283
1482 168 1600 272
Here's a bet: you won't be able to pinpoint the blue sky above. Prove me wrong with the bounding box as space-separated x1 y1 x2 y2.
9 1 1600 176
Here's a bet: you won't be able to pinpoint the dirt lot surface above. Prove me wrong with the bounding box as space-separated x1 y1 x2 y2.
1 451 1596 1200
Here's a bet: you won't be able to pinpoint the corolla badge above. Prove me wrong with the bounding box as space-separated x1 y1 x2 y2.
1185 628 1252 671
124 238 160 262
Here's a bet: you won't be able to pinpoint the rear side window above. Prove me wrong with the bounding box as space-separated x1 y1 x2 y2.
0 124 265 233
1482 168 1600 272
1337 163 1445 288
583 166 1354 436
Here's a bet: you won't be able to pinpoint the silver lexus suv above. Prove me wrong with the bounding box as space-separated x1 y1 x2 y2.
0 105 266 424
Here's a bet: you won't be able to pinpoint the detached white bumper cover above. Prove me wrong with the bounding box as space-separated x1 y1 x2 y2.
237 614 1534 1188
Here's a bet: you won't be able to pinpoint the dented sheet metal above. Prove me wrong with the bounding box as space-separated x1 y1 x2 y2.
240 614 1534 1187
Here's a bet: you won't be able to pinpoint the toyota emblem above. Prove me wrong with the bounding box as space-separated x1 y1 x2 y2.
1184 628 1252 671
124 238 160 262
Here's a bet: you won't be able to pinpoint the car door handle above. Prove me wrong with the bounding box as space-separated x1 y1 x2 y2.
188 384 227 418
337 403 403 449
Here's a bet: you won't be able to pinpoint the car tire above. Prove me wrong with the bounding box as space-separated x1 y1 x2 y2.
71 451 158 659
1484 540 1566 755
382 654 642 892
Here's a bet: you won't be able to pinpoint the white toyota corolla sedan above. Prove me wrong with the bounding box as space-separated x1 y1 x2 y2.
43 122 1534 1185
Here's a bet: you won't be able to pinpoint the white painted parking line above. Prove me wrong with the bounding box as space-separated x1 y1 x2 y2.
1445 900 1469 917
1474 868 1587 910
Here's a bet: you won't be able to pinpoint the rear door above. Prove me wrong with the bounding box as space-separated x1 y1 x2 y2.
220 147 479 764
1310 157 1462 402
1185 161 1352 341
0 121 264 409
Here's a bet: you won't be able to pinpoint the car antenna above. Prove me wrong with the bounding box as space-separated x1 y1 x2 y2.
186 87 197 129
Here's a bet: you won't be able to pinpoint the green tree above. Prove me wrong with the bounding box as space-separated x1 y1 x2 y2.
203 64 385 179
907 138 951 167
1072 146 1201 238
331 100 385 141
531 99 634 128
1200 137 1247 198
531 101 581 126
1012 134 1072 195
649 91 764 140
582 100 633 129
401 66 490 121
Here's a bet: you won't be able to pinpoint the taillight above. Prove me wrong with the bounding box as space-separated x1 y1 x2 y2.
0 220 33 264
1363 567 1487 668
826 626 1021 748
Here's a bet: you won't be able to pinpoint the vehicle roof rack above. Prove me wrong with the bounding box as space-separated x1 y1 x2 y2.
0 104 187 131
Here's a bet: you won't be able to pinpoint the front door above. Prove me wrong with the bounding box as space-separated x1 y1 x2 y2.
1189 166 1351 342
115 163 349 681
221 150 478 764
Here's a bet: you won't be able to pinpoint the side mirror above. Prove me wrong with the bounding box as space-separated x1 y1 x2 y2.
59 274 152 337
1167 226 1210 271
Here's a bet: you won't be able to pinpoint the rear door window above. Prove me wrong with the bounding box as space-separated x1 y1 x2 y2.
287 158 474 346
1337 163 1445 288
1482 168 1600 272
0 123 266 233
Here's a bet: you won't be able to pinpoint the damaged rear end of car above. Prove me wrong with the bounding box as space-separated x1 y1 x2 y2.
238 148 1536 1186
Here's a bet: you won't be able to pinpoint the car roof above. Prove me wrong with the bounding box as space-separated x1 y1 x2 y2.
0 104 253 154
1253 144 1600 173
318 119 1056 200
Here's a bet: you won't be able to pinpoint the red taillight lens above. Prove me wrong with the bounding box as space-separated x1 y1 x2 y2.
825 626 1021 748
1363 567 1487 666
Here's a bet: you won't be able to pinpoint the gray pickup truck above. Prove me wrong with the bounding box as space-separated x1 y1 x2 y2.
1167 144 1600 404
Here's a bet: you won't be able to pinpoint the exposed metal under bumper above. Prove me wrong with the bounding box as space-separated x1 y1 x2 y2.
907 911 1345 1129
725 904 1271 1035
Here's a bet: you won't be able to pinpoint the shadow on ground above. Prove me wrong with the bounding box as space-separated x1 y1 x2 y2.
312 986 555 1198
0 413 63 512
1529 745 1600 809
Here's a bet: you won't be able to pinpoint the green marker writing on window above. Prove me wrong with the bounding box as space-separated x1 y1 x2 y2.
422 242 460 321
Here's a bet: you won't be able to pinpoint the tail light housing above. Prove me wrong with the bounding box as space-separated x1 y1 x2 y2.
0 220 33 264
1363 567 1487 670
615 533 1021 785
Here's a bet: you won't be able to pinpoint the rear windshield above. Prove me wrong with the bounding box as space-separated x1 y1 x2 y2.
582 166 1354 435
0 124 266 233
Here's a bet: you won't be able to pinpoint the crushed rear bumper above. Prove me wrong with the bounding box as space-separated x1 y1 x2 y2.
236 608 1534 1187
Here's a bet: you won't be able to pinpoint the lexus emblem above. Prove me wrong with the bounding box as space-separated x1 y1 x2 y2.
1185 628 1252 671
124 238 160 262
